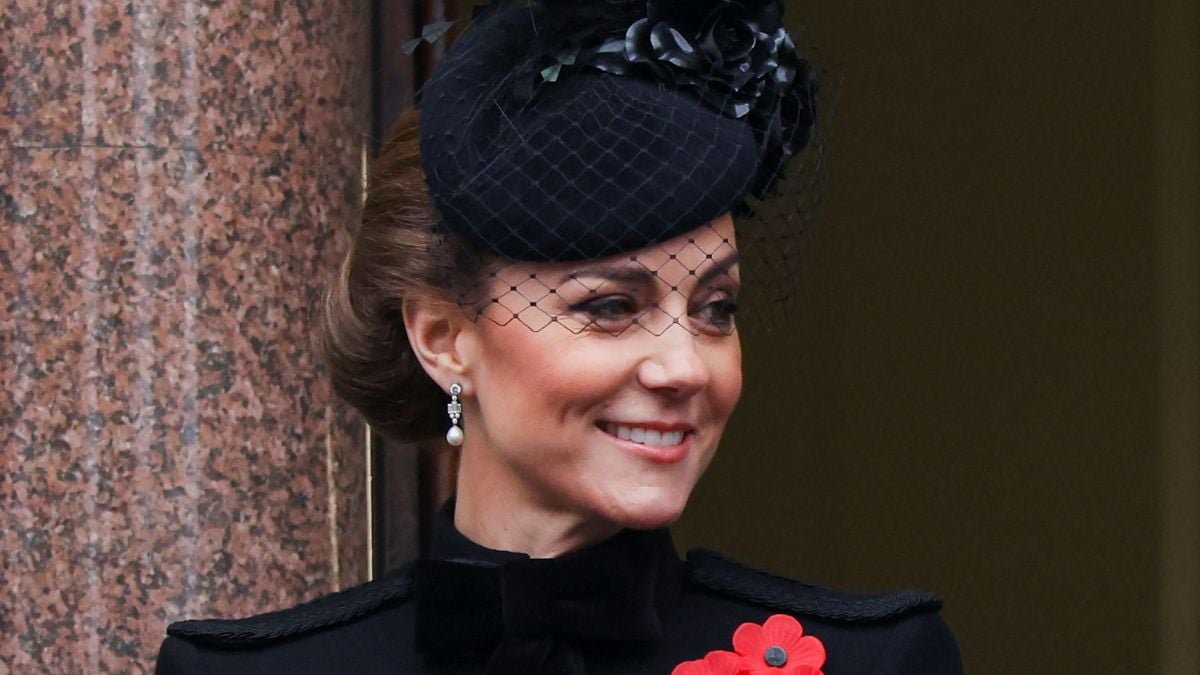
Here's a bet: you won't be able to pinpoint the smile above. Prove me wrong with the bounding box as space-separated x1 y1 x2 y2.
599 423 689 448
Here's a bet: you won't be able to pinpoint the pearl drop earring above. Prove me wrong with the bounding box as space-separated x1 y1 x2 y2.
445 383 464 446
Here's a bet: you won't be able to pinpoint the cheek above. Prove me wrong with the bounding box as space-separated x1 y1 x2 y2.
710 340 743 420
474 329 623 430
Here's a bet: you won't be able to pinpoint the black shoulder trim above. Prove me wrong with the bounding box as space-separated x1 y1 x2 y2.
167 564 415 646
687 550 942 623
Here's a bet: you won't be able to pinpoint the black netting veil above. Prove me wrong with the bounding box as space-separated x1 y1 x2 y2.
407 0 828 336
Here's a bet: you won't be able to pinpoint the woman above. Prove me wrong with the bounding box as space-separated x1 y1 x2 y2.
158 1 963 673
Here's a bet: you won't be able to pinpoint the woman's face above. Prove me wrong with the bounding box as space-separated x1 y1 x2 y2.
459 215 743 531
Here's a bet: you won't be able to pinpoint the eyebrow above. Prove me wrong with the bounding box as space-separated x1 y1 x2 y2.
567 251 741 288
695 251 741 287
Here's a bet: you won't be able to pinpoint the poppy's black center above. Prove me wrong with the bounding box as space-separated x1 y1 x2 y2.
764 645 788 667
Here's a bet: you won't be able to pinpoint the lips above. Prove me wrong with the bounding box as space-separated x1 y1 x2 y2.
600 415 696 441
597 420 693 464
604 423 684 447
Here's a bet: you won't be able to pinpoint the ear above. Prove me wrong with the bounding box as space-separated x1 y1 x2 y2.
402 293 476 395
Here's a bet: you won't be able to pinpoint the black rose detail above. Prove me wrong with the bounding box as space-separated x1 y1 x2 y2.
591 0 798 118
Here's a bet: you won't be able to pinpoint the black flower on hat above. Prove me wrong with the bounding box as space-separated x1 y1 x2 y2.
588 0 798 120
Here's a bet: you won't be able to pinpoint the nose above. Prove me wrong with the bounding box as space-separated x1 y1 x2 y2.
636 324 711 396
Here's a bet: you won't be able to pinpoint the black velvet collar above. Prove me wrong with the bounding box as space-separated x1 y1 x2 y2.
416 499 686 672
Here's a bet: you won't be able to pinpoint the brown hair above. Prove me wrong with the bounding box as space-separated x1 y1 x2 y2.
318 110 484 441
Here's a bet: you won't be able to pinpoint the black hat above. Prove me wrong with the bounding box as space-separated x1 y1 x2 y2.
418 0 819 263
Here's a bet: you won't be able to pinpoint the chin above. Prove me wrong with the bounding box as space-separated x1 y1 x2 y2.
603 490 692 531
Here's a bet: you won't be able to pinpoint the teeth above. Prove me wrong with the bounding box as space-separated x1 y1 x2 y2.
604 424 686 447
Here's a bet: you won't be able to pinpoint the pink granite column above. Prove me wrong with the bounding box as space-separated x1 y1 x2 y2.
1 1 370 672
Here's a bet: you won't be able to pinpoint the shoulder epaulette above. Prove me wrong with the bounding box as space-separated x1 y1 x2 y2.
687 549 942 623
167 564 415 646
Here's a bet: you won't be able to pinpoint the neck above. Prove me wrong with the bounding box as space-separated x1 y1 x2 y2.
453 441 622 559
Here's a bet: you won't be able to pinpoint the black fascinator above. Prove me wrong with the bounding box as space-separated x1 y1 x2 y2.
414 0 825 334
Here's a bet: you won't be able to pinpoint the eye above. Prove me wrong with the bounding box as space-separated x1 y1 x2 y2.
692 296 739 334
569 295 641 330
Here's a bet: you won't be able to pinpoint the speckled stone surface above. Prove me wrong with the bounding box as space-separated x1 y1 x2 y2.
1 1 370 672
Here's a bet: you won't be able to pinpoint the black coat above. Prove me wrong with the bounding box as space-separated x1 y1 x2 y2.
157 511 963 674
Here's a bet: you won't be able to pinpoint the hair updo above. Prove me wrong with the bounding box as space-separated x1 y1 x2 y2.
318 111 484 442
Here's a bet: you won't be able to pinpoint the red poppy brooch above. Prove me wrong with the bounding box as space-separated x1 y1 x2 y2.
672 614 827 675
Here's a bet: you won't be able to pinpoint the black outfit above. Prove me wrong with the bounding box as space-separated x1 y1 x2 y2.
157 506 963 674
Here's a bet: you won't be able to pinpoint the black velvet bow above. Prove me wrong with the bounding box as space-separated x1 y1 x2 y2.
415 538 664 674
